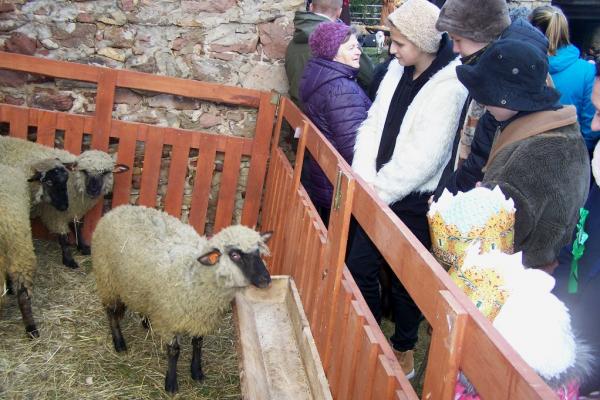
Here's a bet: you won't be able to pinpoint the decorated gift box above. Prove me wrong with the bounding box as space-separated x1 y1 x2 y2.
427 186 515 274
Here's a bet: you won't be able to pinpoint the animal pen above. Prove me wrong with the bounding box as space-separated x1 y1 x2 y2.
0 51 557 399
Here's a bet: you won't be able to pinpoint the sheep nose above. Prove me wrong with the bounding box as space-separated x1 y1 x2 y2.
256 275 271 289
87 177 103 197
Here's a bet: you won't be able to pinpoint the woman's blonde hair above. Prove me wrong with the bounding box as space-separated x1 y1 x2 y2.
530 5 570 56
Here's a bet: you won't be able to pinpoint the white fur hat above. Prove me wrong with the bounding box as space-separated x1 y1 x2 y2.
593 141 599 187
387 0 442 54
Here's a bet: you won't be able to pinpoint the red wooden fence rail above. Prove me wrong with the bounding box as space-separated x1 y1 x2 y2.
261 97 557 399
0 50 275 238
0 51 557 399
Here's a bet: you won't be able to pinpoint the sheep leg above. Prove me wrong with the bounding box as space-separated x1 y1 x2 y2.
16 285 38 338
106 300 127 352
58 234 79 269
74 221 91 255
141 315 150 330
6 275 13 295
165 337 180 394
191 336 204 381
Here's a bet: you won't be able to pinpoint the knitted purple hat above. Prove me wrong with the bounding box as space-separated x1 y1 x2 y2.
309 22 351 60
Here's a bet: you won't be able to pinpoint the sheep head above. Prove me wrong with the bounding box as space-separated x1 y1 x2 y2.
28 158 72 211
72 150 129 199
199 226 272 289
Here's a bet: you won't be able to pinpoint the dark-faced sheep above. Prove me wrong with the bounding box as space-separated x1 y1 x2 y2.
0 159 72 338
0 136 129 268
92 205 272 394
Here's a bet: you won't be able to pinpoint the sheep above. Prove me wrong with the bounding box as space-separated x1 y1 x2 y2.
0 159 72 338
0 136 129 268
33 149 129 268
92 205 272 394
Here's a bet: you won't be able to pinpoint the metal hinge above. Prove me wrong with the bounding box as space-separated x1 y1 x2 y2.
270 92 280 105
333 170 343 211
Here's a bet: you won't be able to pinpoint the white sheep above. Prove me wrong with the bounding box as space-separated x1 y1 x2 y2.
0 136 129 268
92 205 272 394
33 149 129 268
0 159 72 338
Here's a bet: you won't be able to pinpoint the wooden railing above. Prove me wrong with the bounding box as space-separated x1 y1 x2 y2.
0 51 557 399
0 51 276 239
261 97 557 399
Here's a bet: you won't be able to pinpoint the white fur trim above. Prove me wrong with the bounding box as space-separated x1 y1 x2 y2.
352 57 468 205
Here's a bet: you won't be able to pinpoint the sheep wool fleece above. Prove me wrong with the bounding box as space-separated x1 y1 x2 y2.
0 164 36 298
92 205 269 339
34 150 116 235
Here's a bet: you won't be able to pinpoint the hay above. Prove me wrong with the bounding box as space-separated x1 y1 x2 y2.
0 240 241 399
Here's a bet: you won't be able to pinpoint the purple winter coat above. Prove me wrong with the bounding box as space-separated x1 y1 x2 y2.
299 57 371 209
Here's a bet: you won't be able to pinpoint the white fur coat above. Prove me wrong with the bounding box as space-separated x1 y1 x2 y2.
352 58 468 204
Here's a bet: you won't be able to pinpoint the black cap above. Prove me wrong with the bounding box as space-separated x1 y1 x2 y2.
456 39 560 112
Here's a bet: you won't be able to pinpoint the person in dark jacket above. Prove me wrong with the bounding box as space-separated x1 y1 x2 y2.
285 0 373 107
433 0 549 199
456 39 590 271
299 22 372 222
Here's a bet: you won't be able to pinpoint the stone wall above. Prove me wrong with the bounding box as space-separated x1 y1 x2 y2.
0 0 303 229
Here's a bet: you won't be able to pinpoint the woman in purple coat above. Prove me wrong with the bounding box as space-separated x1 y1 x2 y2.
299 21 372 222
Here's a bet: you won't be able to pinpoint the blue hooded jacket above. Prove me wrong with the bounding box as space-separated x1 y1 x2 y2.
549 44 599 151
299 57 371 209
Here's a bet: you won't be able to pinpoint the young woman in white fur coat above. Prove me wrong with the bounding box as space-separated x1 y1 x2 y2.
346 0 468 379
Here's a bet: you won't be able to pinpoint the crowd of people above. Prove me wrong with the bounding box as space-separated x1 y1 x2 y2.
285 0 599 397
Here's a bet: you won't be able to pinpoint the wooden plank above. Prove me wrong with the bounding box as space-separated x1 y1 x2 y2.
461 318 554 399
116 68 262 108
35 110 57 146
371 356 402 400
422 290 468 400
163 132 190 218
7 106 28 139
319 167 355 368
336 300 365 400
0 51 100 82
188 140 217 235
92 69 117 151
213 138 243 232
62 114 85 155
232 294 271 399
326 279 353 396
284 278 332 400
291 118 308 192
241 92 276 227
351 325 379 400
137 126 164 208
110 123 138 208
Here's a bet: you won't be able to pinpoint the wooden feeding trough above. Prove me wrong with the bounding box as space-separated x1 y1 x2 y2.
234 276 332 400
0 51 558 399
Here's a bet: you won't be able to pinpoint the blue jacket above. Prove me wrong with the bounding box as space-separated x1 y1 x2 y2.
299 57 371 208
549 44 599 151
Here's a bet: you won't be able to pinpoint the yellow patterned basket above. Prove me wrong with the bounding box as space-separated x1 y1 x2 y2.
428 187 515 274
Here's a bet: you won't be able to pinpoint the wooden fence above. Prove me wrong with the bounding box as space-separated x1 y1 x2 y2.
261 97 557 399
0 52 557 399
0 51 275 240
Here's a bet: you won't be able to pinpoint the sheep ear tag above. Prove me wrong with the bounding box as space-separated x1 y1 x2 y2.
198 250 221 266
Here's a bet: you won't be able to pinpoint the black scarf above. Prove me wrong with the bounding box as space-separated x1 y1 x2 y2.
375 34 456 171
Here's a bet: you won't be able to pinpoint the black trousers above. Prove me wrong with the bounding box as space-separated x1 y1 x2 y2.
346 192 432 352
